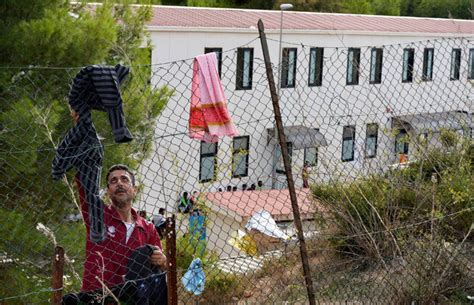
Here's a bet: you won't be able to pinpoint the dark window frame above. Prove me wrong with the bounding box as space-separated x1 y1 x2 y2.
450 48 461 81
369 48 383 84
342 125 356 162
365 123 378 158
281 48 297 88
422 48 434 81
308 47 324 87
204 47 223 78
468 48 474 80
232 136 250 178
276 142 293 174
304 147 318 167
346 48 361 85
395 129 409 155
402 48 415 83
236 48 254 90
199 141 218 183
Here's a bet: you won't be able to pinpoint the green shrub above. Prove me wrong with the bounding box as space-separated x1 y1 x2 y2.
312 135 473 261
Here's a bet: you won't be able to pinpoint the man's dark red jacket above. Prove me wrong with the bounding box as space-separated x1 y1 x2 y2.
76 176 162 292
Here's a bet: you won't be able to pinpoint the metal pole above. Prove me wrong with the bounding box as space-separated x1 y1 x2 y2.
258 19 316 305
51 246 65 305
166 215 178 305
272 3 293 189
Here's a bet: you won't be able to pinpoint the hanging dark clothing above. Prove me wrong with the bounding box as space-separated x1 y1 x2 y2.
68 64 133 143
52 64 132 243
52 113 106 242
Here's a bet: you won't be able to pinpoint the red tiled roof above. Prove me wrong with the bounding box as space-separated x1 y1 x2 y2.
205 188 315 218
148 6 474 35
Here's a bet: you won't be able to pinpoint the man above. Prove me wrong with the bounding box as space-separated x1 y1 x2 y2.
64 164 167 304
302 161 310 188
177 191 192 213
152 208 167 239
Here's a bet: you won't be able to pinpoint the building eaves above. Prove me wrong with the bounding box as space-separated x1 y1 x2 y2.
146 5 474 36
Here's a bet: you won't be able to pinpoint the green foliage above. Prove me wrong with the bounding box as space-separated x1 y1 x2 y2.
312 134 473 261
340 0 375 14
176 234 214 270
175 227 247 303
371 0 401 15
0 0 172 298
0 210 87 302
413 0 473 19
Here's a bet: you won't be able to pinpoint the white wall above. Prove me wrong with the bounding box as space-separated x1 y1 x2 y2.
139 27 473 216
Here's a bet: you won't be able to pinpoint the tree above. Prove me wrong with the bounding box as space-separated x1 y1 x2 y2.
272 0 343 12
340 0 375 14
0 1 172 299
412 0 472 19
372 0 401 15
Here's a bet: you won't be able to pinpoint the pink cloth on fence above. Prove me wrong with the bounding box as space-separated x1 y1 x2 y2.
189 52 238 143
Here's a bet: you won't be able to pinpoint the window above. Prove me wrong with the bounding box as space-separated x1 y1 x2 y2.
342 126 355 162
199 141 218 182
395 129 409 155
365 123 378 158
369 48 383 84
469 48 474 80
346 48 360 85
204 47 223 77
402 48 415 83
304 147 318 167
281 48 297 88
450 48 461 80
236 48 253 90
422 48 434 81
308 47 324 86
276 142 292 174
232 136 249 178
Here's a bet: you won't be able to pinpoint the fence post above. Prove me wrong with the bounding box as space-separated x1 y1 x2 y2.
166 214 178 305
51 246 65 305
257 19 316 305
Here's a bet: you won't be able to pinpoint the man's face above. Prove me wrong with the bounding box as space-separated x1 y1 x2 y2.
107 169 136 208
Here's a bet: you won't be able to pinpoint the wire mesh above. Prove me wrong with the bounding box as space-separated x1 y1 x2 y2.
0 34 473 304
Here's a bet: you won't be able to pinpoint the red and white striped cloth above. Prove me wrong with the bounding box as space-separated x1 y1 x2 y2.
189 52 238 143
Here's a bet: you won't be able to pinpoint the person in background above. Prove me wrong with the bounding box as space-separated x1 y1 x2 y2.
190 190 199 208
226 185 232 192
249 183 256 191
152 208 167 239
242 184 248 191
232 186 238 192
139 210 147 219
256 180 263 190
302 161 310 188
178 191 192 213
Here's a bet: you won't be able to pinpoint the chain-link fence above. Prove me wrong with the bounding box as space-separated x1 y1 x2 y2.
0 31 473 304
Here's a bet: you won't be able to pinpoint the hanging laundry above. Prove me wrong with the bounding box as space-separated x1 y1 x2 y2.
69 64 133 143
182 258 206 296
52 64 131 243
189 52 238 143
189 209 206 242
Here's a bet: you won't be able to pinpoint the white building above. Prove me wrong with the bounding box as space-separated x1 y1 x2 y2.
136 7 473 257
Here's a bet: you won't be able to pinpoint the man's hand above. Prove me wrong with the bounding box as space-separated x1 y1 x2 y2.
150 249 167 270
